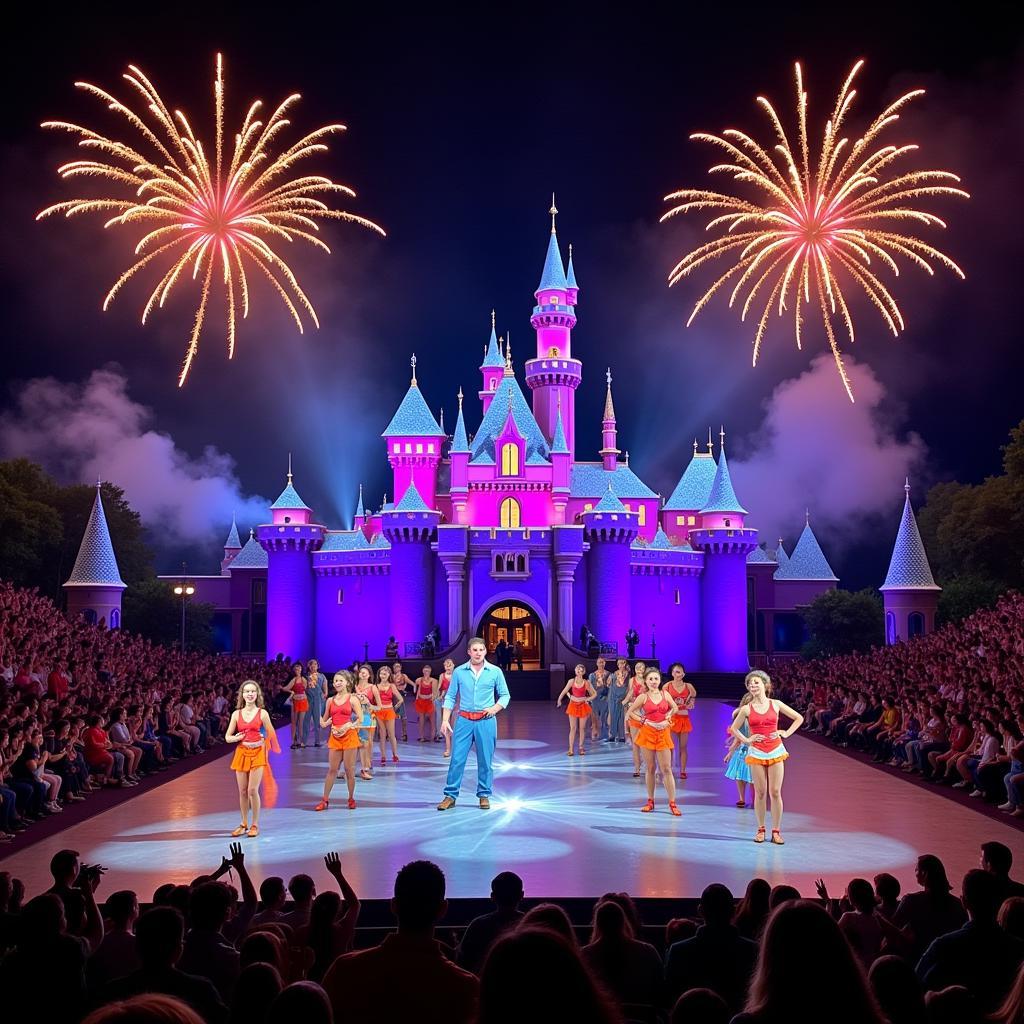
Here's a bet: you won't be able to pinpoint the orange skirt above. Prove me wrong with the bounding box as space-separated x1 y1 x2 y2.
566 702 590 718
328 729 361 751
292 698 309 713
376 708 396 722
745 752 789 767
415 698 434 714
230 743 269 772
636 723 674 751
671 715 693 734
627 716 643 730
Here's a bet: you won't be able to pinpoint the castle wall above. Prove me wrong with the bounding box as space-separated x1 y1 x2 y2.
630 571 701 669
314 572 391 668
773 578 836 611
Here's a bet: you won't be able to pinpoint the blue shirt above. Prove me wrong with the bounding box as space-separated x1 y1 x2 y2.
443 660 511 713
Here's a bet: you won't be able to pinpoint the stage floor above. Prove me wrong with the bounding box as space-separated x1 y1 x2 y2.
3 701 1019 900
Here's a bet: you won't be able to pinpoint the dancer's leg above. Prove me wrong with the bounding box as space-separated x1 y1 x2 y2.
236 771 250 825
679 733 690 775
768 761 785 831
752 765 768 830
344 749 358 801
644 748 656 801
658 748 677 803
247 767 264 826
323 750 343 801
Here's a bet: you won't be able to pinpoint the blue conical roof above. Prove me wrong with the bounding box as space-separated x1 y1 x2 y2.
551 404 569 454
65 485 126 588
271 479 311 511
591 485 628 514
774 522 837 581
394 481 432 512
664 451 717 510
700 448 748 515
881 487 940 591
481 320 504 369
566 248 578 290
355 486 365 519
224 515 242 550
537 230 567 292
470 373 549 463
382 381 444 438
230 529 269 569
452 400 469 453
650 526 672 549
747 545 777 564
775 540 789 565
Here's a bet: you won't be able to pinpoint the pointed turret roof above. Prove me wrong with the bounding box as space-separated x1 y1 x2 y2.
650 526 672 549
382 355 445 438
551 402 569 454
603 368 616 421
565 244 578 290
747 545 777 564
394 481 432 513
537 198 567 292
481 311 504 368
699 446 748 515
65 484 126 588
775 539 789 565
774 519 838 581
881 482 940 591
470 373 550 463
452 389 470 453
227 529 268 570
355 485 365 519
271 480 310 511
664 448 717 510
592 484 628 514
224 515 242 550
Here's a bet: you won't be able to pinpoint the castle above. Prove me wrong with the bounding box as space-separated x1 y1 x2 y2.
68 206 941 669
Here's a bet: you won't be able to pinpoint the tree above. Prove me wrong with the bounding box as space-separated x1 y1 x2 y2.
937 574 1003 627
123 578 216 652
0 460 63 590
801 589 884 659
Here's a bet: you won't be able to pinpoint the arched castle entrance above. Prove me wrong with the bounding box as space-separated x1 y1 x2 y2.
477 600 544 670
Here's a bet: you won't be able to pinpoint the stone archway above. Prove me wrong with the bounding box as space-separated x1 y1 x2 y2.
477 599 544 670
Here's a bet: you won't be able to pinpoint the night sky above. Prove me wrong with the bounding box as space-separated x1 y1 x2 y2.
2 7 1022 589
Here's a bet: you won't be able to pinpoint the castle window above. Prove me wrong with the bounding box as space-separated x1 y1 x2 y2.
676 515 685 526
428 443 435 454
495 554 503 572
392 442 400 454
548 346 558 357
517 554 526 572
724 518 731 528
506 554 516 571
404 443 412 454
83 609 97 625
584 503 593 513
416 443 423 454
674 589 680 605
110 609 121 629
908 612 925 638
500 497 521 528
490 379 497 391
687 516 696 526
501 442 520 476
337 588 344 605
638 504 647 526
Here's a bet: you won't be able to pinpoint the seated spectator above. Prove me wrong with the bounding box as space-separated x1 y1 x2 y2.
837 878 887 966
281 873 316 929
478 926 621 1024
664 916 698 946
582 899 663 1009
239 930 287 976
893 855 968 960
916 869 1024 1011
664 882 757 1013
103 907 228 1024
178 881 240 1001
88 889 141 990
269 980 333 1024
874 872 902 920
81 993 205 1024
322 860 478 1024
982 840 1024 904
669 988 729 1024
868 955 927 1024
294 853 359 983
520 902 577 946
768 884 800 909
999 897 1024 943
734 877 771 940
457 870 525 975
228 962 282 1024
734 901 887 1024
924 985 983 1024
252 876 286 926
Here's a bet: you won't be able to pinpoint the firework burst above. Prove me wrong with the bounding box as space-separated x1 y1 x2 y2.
661 61 968 400
38 54 384 386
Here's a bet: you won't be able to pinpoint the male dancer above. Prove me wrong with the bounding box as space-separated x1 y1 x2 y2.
437 637 510 810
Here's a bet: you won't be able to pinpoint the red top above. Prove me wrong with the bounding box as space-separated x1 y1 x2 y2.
292 678 306 697
748 701 782 753
668 682 690 710
328 695 356 728
630 679 644 698
47 671 69 700
439 673 452 695
236 708 264 744
571 681 588 698
418 681 434 698
379 686 394 706
643 695 669 724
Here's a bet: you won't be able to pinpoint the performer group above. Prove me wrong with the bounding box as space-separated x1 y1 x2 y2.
227 643 803 842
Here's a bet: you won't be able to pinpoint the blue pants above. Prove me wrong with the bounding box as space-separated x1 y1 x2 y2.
443 715 497 800
592 695 609 739
304 694 324 745
608 695 626 741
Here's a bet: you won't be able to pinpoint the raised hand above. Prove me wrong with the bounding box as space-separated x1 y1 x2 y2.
229 842 245 869
324 851 342 877
814 878 829 901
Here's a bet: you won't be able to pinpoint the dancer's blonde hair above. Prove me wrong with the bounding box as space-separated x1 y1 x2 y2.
235 680 265 710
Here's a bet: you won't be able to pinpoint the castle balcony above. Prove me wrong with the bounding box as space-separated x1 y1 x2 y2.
524 357 582 387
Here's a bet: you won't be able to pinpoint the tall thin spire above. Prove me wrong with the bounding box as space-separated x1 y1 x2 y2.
410 352 418 387
707 427 714 455
550 192 558 233
287 452 293 484
603 368 616 421
720 425 726 451
503 334 514 376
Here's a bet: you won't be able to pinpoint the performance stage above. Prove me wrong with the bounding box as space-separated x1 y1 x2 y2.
2 701 1016 900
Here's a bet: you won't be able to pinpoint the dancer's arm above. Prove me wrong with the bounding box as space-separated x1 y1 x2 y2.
585 682 597 701
225 711 242 743
440 671 460 736
626 693 645 718
260 709 282 753
555 682 572 707
325 852 360 953
320 699 333 730
660 693 678 729
772 700 804 739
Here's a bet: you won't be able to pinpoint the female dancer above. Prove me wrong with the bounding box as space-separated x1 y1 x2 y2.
375 665 404 765
438 659 455 752
724 695 753 807
589 656 611 742
666 664 697 779
730 670 803 844
623 661 647 777
627 668 681 815
414 665 438 743
608 659 629 743
225 680 280 837
556 664 597 756
283 663 309 749
391 661 411 742
354 664 381 780
315 672 362 811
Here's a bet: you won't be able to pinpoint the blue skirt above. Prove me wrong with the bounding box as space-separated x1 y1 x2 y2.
725 749 752 783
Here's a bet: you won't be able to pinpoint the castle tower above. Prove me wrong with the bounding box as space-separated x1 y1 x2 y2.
63 482 126 629
450 388 470 524
599 369 620 471
381 482 440 652
663 431 718 545
583 485 639 649
689 436 758 672
259 461 324 659
382 354 446 509
550 396 571 525
880 480 941 644
353 485 366 531
479 311 505 415
221 514 242 574
525 198 582 457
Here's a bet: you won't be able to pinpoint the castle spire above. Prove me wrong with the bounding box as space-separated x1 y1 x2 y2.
565 242 579 293
550 192 557 233
452 387 470 453
503 333 514 376
410 352 418 387
600 367 620 471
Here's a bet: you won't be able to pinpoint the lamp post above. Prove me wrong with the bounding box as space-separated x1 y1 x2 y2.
172 563 195 652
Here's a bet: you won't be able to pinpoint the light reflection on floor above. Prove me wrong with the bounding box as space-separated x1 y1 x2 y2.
2 701 1019 900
